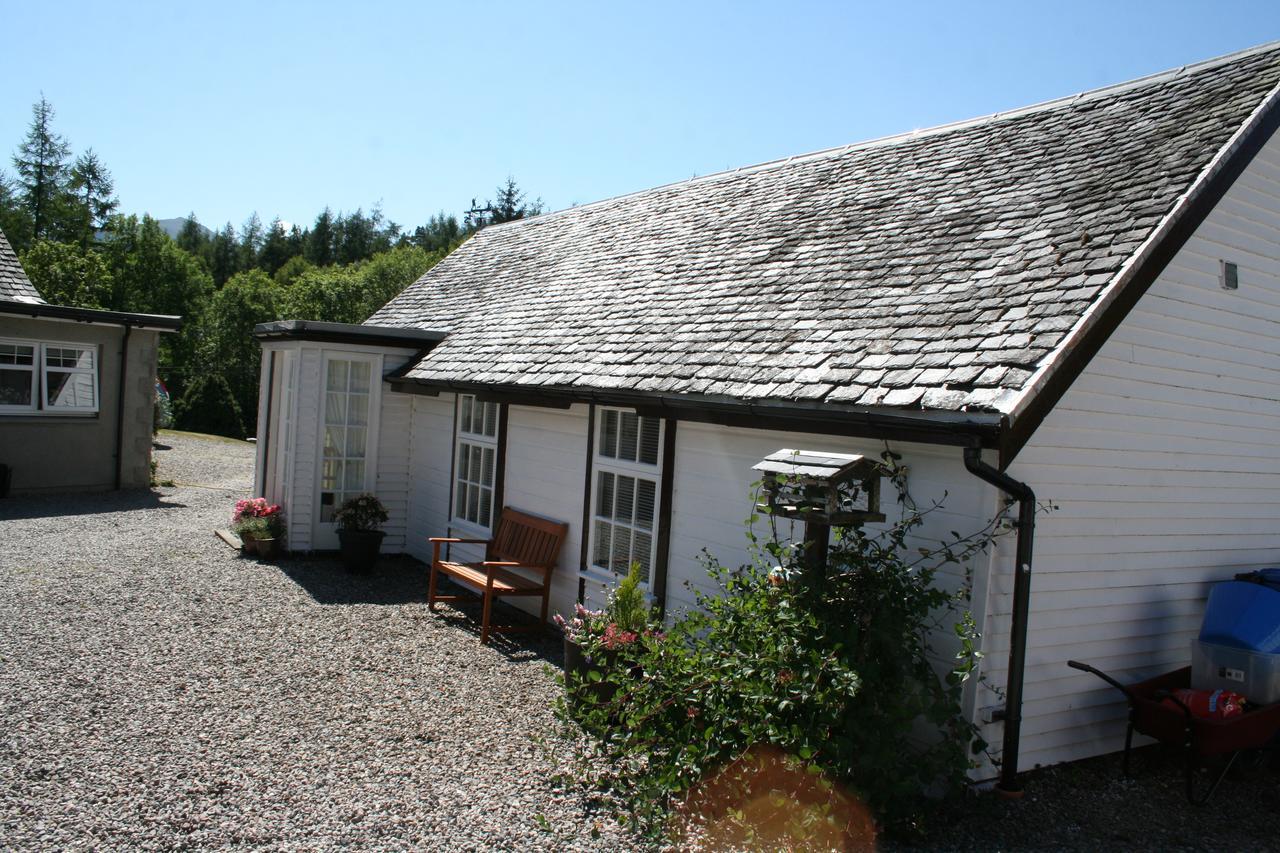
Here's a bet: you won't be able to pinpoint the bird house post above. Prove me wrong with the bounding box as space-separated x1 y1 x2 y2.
752 449 885 583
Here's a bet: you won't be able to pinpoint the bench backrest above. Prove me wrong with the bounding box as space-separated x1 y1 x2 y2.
489 507 569 569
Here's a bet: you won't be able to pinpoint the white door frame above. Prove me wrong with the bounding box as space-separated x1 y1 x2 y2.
312 350 383 549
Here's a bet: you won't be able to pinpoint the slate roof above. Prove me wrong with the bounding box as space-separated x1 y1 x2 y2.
0 229 44 304
371 43 1280 418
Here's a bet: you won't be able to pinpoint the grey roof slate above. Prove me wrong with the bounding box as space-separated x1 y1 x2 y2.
0 229 44 304
371 44 1280 415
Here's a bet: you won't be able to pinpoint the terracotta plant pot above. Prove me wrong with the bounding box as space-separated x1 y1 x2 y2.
338 529 385 573
254 537 280 561
239 533 258 556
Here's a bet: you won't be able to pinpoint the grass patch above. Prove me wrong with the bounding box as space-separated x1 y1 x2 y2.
158 429 254 446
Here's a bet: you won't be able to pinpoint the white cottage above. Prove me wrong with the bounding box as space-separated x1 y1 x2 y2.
252 43 1280 791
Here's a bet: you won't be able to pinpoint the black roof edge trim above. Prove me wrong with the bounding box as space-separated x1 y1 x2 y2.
1000 81 1280 470
0 299 182 330
386 376 1003 448
252 320 447 349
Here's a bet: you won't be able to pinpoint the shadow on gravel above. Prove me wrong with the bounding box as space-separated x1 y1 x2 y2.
274 554 427 606
274 553 559 663
0 488 186 521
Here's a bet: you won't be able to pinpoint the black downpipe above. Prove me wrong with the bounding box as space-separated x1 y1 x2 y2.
114 323 132 490
963 439 1035 796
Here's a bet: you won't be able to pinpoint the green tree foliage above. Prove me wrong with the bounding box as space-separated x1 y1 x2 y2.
173 373 246 439
466 176 543 229
175 213 210 258
410 212 463 252
306 207 335 266
99 215 213 393
257 216 293 275
558 463 998 840
12 96 72 245
67 149 117 248
272 254 313 288
0 98 533 439
19 240 114 307
356 245 438 318
199 269 279 421
209 222 239 287
238 212 264 270
279 264 367 324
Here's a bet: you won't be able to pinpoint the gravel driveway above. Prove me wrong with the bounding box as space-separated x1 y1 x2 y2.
0 431 629 851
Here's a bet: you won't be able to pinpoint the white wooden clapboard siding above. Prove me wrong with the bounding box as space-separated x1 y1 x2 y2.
665 420 1002 730
987 130 1280 773
287 347 323 552
498 404 590 620
373 352 417 553
405 393 455 564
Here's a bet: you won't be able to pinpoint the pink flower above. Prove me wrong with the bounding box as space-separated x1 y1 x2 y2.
600 623 639 650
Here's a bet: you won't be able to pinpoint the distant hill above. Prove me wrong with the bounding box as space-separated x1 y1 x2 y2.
155 217 213 241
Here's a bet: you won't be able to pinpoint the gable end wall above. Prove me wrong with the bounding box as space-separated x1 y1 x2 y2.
994 128 1280 770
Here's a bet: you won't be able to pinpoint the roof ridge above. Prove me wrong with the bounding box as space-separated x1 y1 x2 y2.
476 39 1280 235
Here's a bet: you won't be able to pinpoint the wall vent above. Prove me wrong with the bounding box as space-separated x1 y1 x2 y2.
1220 260 1239 290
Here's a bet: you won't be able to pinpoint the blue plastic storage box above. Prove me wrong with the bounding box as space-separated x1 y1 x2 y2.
1199 578 1280 653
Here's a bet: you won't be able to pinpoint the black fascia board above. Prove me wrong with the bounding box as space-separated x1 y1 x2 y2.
385 375 1004 448
252 319 447 349
0 299 182 331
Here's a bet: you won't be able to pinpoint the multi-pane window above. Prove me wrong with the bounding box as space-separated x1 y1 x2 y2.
453 394 500 529
43 346 97 411
320 358 372 522
590 408 663 583
0 342 37 412
0 340 97 414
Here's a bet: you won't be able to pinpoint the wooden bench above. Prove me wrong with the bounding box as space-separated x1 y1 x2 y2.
427 507 569 644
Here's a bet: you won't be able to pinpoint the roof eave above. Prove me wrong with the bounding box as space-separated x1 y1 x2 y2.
252 319 447 349
0 299 183 331
386 375 1004 449
997 73 1280 470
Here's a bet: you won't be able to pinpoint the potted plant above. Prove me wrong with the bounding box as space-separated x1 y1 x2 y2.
333 493 388 573
231 498 285 559
554 562 655 705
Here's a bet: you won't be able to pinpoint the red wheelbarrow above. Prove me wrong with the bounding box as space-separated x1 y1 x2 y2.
1068 660 1280 804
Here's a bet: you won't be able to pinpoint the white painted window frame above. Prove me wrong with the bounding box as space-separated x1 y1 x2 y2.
0 337 99 415
586 407 665 586
450 393 501 534
313 351 383 542
42 342 100 413
0 338 38 414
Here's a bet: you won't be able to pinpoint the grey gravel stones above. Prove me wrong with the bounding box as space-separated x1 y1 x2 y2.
0 432 629 850
370 44 1280 416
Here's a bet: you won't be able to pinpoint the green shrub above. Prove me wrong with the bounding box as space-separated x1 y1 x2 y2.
173 373 245 438
557 456 1002 841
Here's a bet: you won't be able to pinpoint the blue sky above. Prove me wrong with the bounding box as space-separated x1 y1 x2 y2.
3 1 1279 233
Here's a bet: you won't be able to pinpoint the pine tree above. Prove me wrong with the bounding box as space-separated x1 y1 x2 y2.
176 212 210 259
238 212 263 270
306 207 334 266
257 216 294 275
466 177 543 229
67 149 117 248
210 222 239 287
12 96 72 243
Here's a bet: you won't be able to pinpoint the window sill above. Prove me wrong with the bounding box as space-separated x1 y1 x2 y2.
578 566 656 604
449 517 492 540
0 411 99 421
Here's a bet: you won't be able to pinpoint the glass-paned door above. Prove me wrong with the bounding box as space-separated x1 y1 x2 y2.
316 354 377 548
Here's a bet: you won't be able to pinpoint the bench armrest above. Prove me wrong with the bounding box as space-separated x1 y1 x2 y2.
429 537 490 545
